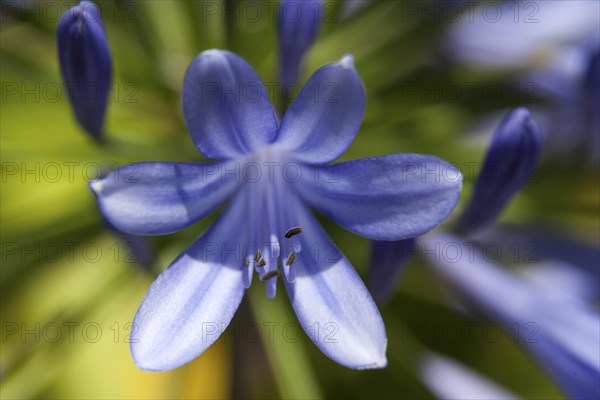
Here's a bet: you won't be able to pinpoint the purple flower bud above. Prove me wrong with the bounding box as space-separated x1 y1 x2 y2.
457 108 542 235
277 0 322 93
57 1 112 140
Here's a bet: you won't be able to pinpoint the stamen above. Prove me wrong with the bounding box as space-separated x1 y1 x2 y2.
243 258 249 267
261 269 279 281
254 250 262 262
285 251 297 266
257 258 267 267
284 226 303 239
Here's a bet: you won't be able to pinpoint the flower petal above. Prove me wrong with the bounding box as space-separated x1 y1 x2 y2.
424 232 600 399
131 197 246 371
284 200 387 369
298 154 463 240
90 161 237 235
183 49 279 159
419 352 520 400
275 55 365 164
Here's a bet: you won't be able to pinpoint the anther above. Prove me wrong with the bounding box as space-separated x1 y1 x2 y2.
285 251 297 266
284 226 303 239
261 269 279 281
243 258 249 267
254 250 262 262
257 259 267 267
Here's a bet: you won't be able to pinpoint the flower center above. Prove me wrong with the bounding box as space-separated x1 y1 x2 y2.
239 146 304 298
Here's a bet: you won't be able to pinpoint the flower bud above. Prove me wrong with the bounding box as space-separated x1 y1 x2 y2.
57 1 112 140
457 108 542 234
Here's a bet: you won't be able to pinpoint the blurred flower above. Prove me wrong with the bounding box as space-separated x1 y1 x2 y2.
474 226 600 304
419 352 520 400
455 107 542 235
423 232 600 399
56 0 112 140
90 50 462 371
445 0 599 160
445 0 599 69
277 0 322 95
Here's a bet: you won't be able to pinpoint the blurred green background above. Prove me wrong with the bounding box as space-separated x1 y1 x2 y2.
1 1 598 399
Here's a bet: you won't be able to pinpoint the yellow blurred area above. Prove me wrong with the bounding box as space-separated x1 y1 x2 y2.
0 235 231 399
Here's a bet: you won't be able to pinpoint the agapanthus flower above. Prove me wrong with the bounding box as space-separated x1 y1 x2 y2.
90 49 462 371
423 232 600 399
57 0 112 140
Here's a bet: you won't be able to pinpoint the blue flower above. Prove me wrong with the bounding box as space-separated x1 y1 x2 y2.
456 107 542 235
89 49 462 371
277 0 322 92
423 232 600 399
445 1 599 69
57 0 112 140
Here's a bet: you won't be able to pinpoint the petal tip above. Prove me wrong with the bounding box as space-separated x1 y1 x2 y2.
355 354 388 370
130 345 167 372
201 48 224 55
339 54 355 69
89 178 104 194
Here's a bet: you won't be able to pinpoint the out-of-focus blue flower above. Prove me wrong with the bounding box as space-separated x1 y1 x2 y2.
89 50 462 371
56 0 112 140
445 0 598 160
419 352 520 400
368 238 416 303
423 232 600 399
277 0 322 94
445 1 599 69
473 226 600 303
456 108 542 235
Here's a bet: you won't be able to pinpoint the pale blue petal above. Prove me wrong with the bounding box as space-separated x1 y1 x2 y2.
284 200 387 369
90 161 237 235
420 352 521 400
424 232 600 399
446 1 599 68
130 197 246 371
183 49 279 159
298 154 462 240
275 55 365 164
